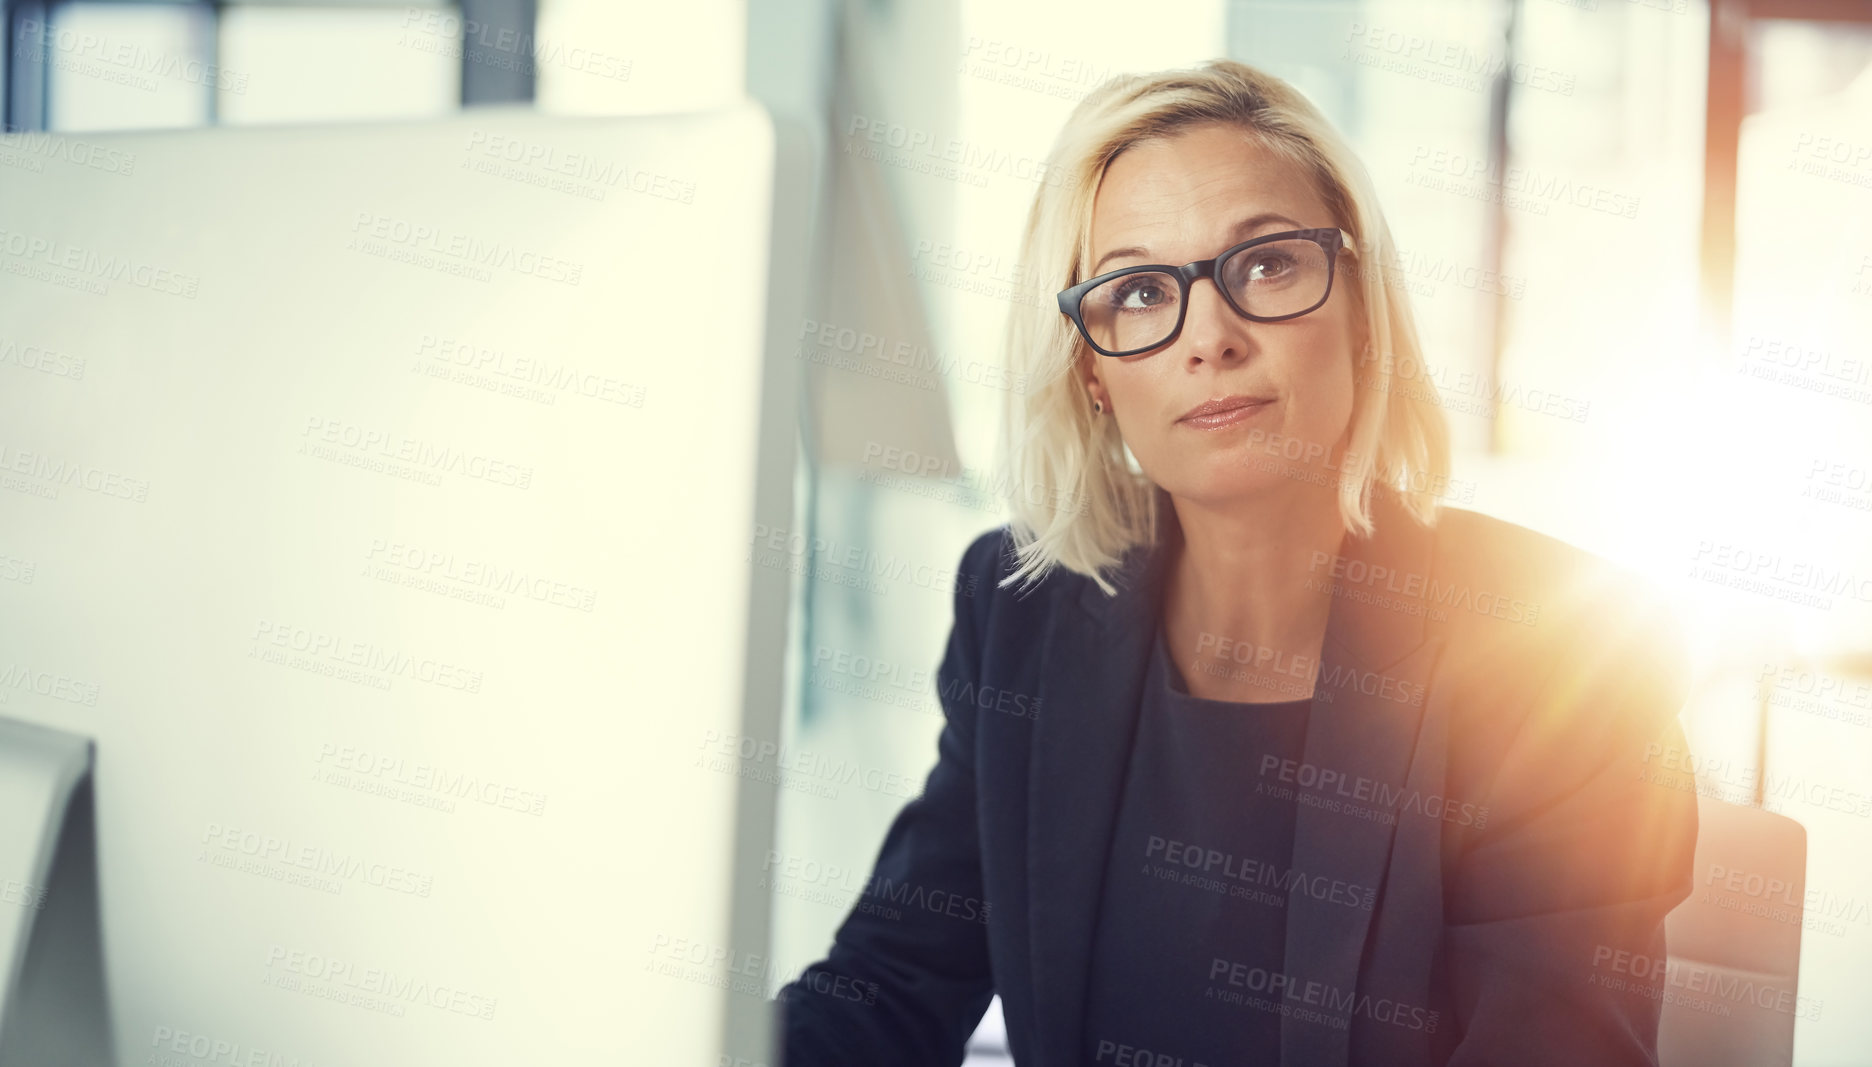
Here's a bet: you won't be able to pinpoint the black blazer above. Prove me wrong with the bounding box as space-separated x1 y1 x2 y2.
776 485 1699 1067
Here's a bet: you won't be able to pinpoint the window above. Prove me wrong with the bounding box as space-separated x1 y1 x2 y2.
43 2 215 131
4 0 488 133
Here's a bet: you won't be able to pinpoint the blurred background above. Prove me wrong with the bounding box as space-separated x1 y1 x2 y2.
5 0 1868 1063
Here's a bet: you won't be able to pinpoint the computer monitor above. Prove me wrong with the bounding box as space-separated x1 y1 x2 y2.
0 100 799 1065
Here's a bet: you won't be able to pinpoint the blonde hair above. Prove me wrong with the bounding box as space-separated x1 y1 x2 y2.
996 58 1451 597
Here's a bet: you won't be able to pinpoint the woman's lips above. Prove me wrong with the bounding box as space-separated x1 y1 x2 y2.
1178 399 1273 429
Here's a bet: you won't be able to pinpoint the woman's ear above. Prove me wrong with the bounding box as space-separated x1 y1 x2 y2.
1077 350 1110 415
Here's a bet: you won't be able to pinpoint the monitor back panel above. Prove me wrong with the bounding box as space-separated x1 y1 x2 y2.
0 104 780 1064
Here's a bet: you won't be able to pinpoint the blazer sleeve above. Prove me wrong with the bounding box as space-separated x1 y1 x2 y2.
774 530 1002 1067
1440 592 1700 1066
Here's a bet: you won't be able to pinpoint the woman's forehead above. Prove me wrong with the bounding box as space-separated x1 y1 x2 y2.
1088 135 1323 262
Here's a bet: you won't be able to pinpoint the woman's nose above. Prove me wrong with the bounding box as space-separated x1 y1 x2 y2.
1177 276 1247 363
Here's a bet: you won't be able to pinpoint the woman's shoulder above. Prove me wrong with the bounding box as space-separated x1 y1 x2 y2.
958 525 1016 581
953 524 1079 597
1424 503 1676 645
1427 506 1697 852
945 524 1108 645
1424 503 1691 752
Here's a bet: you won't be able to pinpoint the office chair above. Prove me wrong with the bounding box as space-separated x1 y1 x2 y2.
1659 796 1808 1067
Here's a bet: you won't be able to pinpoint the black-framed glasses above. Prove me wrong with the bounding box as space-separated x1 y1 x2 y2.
1057 227 1356 357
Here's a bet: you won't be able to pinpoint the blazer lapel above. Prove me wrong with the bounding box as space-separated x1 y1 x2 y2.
1025 487 1445 1067
1279 491 1443 1067
1026 506 1168 1067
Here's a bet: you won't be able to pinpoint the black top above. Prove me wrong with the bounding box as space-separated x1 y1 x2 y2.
1080 620 1314 1067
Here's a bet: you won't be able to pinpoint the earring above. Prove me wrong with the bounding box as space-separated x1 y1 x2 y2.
1093 399 1104 414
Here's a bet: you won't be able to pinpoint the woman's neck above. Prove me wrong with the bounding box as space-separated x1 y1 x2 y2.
1159 486 1347 702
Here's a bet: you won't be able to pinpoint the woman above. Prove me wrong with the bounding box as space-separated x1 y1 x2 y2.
776 59 1697 1067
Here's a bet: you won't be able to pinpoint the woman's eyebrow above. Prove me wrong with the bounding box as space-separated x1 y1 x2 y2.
1089 211 1306 274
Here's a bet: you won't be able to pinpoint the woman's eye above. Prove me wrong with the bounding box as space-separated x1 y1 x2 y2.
1117 280 1171 308
1245 252 1297 282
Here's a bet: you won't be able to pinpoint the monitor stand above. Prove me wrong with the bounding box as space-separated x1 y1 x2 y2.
0 717 113 1065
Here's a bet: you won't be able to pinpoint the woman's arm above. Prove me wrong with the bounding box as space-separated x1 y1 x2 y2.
1440 591 1700 1066
774 531 1002 1067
